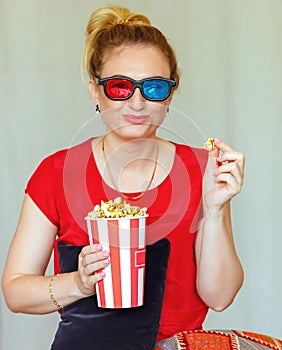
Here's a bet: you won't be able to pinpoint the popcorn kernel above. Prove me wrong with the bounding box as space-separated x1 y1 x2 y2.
202 138 215 151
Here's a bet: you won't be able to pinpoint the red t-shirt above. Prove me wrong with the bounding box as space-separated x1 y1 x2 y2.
25 138 208 340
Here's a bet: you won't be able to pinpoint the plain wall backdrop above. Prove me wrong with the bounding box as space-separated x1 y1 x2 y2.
1 0 282 349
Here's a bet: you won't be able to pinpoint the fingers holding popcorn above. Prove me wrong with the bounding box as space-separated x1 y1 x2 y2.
215 160 244 186
75 244 109 296
215 140 245 170
202 138 245 207
214 172 243 197
203 138 244 174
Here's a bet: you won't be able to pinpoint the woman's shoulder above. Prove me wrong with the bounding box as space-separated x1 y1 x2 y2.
39 138 93 170
173 141 205 152
25 138 94 196
173 142 208 164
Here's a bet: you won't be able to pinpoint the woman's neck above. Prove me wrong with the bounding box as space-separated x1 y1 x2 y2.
102 133 159 168
92 134 175 194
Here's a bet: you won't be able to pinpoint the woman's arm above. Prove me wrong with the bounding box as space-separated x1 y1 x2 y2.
195 202 244 311
195 139 245 311
2 194 108 314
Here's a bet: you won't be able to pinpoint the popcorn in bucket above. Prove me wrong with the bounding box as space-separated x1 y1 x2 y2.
86 197 148 309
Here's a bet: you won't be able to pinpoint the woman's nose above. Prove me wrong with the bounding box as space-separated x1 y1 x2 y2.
127 87 147 109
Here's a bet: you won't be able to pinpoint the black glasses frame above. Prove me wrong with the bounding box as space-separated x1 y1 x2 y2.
95 75 176 101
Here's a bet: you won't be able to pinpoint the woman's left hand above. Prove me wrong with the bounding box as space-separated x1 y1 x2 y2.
203 139 245 210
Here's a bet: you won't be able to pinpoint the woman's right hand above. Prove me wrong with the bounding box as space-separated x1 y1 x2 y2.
75 244 109 297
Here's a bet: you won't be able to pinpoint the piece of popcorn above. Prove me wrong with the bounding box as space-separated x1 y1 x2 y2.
202 138 215 151
87 197 148 219
114 197 122 205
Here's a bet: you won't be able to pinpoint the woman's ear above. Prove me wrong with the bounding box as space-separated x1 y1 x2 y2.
89 79 99 105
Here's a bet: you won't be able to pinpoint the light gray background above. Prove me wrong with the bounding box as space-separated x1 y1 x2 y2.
1 0 281 349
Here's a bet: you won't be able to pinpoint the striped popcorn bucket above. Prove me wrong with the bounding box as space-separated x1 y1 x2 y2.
86 216 147 308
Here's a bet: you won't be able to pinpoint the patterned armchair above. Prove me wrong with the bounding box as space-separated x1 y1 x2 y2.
155 330 282 350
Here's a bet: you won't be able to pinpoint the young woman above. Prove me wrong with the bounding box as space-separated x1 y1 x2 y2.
2 6 245 349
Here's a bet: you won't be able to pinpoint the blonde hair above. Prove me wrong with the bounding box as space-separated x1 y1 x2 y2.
82 6 180 87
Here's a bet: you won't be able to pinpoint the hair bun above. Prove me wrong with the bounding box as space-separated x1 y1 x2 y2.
86 6 151 37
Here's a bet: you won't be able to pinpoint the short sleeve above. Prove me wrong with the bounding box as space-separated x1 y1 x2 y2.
185 145 209 233
25 154 61 226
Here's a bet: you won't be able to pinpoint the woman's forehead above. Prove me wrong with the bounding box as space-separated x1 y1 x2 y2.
100 45 171 78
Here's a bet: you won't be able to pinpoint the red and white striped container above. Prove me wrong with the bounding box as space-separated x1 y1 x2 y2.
86 216 147 308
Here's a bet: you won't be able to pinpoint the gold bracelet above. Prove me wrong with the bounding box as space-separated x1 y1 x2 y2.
48 274 64 309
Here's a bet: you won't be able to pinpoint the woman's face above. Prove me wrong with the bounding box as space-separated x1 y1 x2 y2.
89 45 174 140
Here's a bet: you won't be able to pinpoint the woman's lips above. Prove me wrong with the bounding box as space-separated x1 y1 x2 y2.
123 114 149 124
